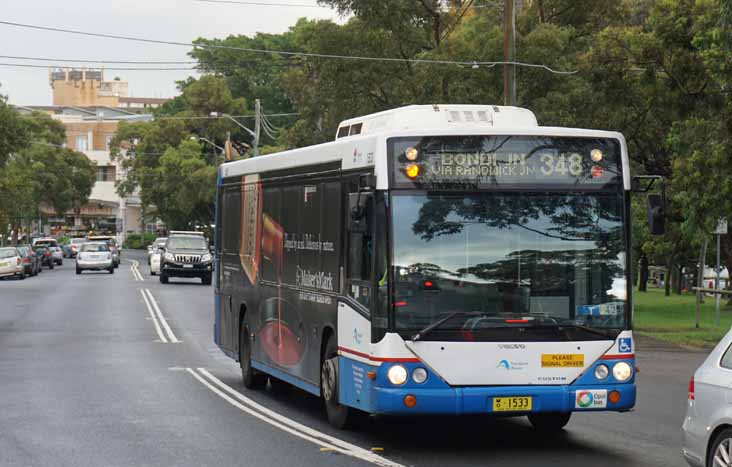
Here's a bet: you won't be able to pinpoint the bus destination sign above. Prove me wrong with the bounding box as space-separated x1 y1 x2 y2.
389 136 622 188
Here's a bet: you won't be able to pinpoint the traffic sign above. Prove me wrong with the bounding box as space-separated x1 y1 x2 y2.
715 218 728 235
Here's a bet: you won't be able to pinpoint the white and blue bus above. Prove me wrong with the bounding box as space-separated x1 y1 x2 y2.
214 105 659 430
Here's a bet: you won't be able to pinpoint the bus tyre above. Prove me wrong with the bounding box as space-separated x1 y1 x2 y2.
240 324 266 389
321 335 351 429
528 412 571 432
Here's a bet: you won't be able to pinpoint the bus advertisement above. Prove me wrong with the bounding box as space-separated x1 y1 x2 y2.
214 104 661 430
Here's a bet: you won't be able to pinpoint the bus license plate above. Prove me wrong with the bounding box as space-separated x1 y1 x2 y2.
492 396 532 412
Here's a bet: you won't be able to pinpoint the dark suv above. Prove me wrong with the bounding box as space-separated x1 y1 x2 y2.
159 231 213 285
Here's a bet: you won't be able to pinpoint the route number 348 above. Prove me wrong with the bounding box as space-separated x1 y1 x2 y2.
540 153 583 177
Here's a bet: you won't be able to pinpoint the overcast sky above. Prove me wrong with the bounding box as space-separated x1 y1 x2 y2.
1 0 341 105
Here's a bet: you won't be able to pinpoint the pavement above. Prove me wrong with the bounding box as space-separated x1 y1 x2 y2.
0 250 709 467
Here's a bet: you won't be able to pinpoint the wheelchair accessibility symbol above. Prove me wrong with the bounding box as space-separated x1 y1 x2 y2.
618 338 632 353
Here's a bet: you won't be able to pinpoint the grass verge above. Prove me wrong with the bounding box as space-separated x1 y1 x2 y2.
634 287 732 349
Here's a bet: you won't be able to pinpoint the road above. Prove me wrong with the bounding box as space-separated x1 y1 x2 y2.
0 251 706 467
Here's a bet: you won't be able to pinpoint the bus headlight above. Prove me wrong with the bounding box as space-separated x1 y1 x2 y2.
594 364 609 380
387 365 408 385
612 361 632 382
412 367 428 384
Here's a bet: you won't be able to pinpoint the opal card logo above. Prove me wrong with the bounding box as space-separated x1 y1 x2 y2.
618 337 632 353
575 389 607 409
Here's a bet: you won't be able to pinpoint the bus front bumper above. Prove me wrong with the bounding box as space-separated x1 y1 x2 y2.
370 383 636 415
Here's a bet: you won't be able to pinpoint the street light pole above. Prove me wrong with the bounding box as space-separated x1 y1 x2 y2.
503 0 516 106
191 136 225 166
210 111 259 158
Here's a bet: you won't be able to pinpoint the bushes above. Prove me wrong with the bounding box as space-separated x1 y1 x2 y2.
123 232 156 250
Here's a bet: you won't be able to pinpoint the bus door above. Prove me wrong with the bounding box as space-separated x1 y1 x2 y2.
344 176 376 316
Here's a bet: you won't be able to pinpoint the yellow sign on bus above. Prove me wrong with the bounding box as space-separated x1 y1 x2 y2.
541 354 585 368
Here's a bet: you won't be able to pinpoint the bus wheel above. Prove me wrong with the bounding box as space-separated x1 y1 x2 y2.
321 335 351 429
528 412 571 432
240 324 266 389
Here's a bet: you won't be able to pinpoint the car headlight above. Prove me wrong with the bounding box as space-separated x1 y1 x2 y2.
594 364 609 380
387 365 408 385
612 361 632 382
412 367 428 384
164 252 175 262
201 253 212 262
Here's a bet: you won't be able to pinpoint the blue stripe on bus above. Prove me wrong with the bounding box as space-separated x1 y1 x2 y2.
251 360 321 397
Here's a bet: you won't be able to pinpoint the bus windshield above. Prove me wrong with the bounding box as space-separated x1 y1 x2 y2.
390 192 627 341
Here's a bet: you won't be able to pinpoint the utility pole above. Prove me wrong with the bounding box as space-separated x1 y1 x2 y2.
503 0 516 106
253 99 261 158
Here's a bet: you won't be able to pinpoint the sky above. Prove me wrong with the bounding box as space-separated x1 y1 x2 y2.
1 0 342 105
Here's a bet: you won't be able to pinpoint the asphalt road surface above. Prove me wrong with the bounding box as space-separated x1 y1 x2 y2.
0 251 707 467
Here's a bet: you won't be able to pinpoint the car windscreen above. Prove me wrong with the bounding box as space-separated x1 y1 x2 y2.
35 240 58 247
70 239 87 244
81 243 109 252
166 236 207 250
0 248 17 259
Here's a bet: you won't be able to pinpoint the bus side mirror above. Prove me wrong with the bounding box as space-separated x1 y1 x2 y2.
348 192 373 234
647 194 665 235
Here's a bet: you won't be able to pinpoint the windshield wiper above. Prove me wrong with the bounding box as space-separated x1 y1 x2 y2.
411 312 472 342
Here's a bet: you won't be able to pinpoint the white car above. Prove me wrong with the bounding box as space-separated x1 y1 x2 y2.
150 250 162 275
0 247 25 280
33 238 63 265
75 242 114 274
683 327 732 467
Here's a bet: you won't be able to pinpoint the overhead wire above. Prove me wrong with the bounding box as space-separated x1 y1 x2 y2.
0 62 196 71
194 0 327 7
0 54 197 65
0 20 579 74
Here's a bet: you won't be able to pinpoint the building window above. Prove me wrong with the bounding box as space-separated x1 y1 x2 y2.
75 135 88 151
96 166 116 182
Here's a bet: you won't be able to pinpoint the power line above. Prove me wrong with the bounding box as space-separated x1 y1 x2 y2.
0 54 196 65
195 0 327 7
0 62 196 71
0 20 578 74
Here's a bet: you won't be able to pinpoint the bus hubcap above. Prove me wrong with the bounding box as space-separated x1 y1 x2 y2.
321 358 337 401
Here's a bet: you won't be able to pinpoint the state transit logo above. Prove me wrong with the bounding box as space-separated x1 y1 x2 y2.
497 359 511 370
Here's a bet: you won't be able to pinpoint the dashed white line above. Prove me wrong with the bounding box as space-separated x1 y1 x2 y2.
143 288 180 343
188 367 403 467
140 288 167 343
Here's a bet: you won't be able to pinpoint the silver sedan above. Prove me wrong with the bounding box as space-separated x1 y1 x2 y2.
683 328 732 467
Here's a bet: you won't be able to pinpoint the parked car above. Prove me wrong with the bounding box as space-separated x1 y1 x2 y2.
0 247 25 280
76 242 114 274
148 237 167 265
62 244 73 258
32 238 63 265
87 236 120 268
16 245 41 276
68 237 87 258
33 246 54 269
159 231 212 284
682 327 732 467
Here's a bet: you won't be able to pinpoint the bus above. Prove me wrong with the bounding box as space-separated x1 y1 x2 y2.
214 104 660 430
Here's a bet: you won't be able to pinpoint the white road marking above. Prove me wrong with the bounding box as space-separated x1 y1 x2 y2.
140 288 167 343
190 367 403 467
143 288 180 343
129 259 144 281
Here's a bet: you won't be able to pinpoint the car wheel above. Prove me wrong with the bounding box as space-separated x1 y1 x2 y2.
49 262 54 270
202 274 212 286
76 267 81 275
528 412 571 432
109 267 114 274
59 259 63 266
322 334 352 429
17 271 25 280
160 274 168 284
708 428 732 467
240 323 266 389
